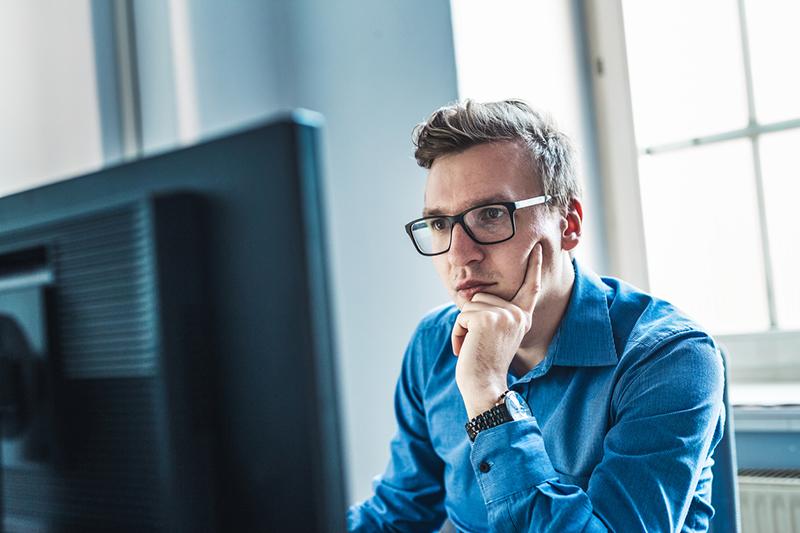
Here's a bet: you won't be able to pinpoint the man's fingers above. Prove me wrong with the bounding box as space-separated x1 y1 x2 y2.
463 297 523 326
453 273 541 354
461 298 507 313
451 318 466 356
470 292 513 309
451 309 482 356
511 242 543 314
452 332 464 356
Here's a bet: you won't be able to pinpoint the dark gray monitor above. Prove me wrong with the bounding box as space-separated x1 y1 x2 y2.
0 112 346 532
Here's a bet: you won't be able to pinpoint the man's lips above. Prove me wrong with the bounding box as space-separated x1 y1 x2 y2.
455 282 496 300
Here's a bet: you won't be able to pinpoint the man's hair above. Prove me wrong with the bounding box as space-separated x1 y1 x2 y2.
412 99 581 211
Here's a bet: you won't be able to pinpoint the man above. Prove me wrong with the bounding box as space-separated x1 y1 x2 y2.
348 100 724 532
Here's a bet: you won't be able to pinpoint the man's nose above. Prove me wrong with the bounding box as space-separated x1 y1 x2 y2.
448 223 483 266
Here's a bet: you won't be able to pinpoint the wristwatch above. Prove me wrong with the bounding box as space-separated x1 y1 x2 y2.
465 389 532 442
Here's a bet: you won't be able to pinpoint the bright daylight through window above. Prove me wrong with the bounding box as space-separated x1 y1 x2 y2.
622 0 800 334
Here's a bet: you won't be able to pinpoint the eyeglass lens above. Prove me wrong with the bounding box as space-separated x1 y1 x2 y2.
411 204 513 254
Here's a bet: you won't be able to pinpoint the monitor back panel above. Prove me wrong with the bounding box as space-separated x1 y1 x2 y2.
0 117 345 532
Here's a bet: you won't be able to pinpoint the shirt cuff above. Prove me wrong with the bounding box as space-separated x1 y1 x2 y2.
469 417 558 503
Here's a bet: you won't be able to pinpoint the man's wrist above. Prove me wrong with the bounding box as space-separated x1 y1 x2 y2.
462 385 506 419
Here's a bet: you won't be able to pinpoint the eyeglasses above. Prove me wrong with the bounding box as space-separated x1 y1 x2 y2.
404 195 551 256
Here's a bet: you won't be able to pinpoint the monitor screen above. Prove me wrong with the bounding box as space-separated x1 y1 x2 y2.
0 112 346 532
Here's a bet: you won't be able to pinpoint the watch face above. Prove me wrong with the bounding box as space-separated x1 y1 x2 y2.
504 390 532 420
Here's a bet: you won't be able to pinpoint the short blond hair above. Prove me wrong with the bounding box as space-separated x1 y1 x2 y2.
412 99 581 211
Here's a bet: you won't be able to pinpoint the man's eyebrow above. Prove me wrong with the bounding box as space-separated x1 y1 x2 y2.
422 196 513 217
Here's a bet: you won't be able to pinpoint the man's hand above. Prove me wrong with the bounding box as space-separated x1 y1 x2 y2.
452 242 543 419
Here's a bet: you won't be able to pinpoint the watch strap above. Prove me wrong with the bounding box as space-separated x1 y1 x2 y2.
465 392 513 442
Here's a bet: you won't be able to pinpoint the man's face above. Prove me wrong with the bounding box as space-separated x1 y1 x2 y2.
424 141 563 309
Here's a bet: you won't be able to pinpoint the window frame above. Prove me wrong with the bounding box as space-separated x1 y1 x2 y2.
583 0 800 384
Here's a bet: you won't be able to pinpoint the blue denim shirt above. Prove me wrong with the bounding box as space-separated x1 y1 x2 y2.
348 259 725 532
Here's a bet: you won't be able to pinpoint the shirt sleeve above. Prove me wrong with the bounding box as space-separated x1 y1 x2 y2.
347 325 447 532
468 332 725 533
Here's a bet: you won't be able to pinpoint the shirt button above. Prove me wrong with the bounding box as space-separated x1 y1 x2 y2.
479 461 491 473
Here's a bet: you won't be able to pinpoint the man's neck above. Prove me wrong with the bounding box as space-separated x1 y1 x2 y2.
510 254 575 376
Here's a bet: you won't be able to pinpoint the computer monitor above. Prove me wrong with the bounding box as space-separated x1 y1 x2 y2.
0 112 346 532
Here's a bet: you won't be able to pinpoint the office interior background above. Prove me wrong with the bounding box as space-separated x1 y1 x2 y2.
1 0 798 530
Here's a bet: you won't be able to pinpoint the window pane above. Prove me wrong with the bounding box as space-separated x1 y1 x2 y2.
622 0 748 147
0 0 103 197
759 130 800 329
744 0 800 124
638 139 769 334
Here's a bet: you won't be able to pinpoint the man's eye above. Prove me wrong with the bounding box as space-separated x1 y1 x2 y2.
479 207 506 221
430 218 448 232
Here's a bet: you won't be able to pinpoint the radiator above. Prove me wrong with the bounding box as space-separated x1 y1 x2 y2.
738 469 800 533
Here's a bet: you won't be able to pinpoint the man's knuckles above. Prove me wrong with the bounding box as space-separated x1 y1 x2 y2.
457 307 524 332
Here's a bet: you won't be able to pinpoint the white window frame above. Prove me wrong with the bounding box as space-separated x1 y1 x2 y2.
583 0 800 384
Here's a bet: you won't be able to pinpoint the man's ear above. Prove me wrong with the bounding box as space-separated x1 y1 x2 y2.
561 198 583 252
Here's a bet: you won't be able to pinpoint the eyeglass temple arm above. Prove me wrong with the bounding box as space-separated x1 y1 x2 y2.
513 195 551 209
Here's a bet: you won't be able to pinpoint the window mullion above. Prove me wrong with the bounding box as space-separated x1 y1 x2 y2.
640 118 800 155
750 139 778 329
737 0 778 329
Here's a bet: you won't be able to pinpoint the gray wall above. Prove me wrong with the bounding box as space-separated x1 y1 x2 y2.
135 0 458 503
281 1 458 503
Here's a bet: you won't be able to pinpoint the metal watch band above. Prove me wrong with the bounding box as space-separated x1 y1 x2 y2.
465 396 513 442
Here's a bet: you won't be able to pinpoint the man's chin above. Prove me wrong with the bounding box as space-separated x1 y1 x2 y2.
452 292 470 310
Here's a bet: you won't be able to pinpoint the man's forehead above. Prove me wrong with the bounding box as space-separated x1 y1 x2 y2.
421 141 541 215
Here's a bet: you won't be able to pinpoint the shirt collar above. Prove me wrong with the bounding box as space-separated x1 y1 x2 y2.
549 258 618 367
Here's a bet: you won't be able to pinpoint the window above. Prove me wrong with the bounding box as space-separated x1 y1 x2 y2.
586 0 800 381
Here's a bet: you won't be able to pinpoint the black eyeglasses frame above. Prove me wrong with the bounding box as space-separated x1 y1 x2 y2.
404 195 551 257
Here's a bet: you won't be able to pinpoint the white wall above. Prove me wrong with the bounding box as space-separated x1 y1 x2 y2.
163 0 459 503
285 0 459 503
282 0 460 503
0 0 103 197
